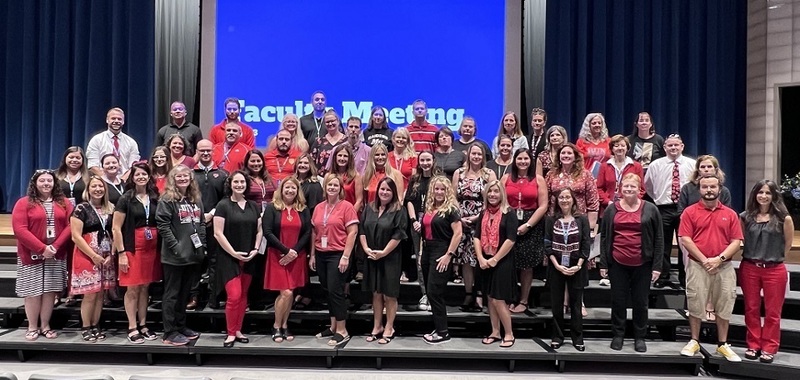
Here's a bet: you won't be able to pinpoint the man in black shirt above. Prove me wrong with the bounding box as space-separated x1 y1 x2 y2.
155 101 203 156
300 91 328 143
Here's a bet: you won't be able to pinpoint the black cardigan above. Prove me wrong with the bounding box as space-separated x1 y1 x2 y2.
598 200 664 272
261 203 311 255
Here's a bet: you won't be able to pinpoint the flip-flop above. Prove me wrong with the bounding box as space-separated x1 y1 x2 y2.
482 336 502 345
378 334 395 345
365 330 383 342
500 338 516 348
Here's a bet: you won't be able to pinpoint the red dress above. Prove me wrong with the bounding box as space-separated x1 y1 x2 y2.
264 209 307 290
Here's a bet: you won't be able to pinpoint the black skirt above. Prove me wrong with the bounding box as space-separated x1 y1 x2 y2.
363 249 402 298
482 253 518 303
514 210 545 269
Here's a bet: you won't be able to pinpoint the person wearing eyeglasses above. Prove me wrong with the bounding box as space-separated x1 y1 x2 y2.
86 107 141 180
643 134 696 289
209 97 255 149
12 169 74 341
155 101 203 157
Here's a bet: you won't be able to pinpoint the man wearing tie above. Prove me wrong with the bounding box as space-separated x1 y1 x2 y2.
86 107 141 180
644 134 696 288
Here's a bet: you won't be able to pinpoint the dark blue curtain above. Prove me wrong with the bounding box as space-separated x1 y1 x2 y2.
543 0 747 207
0 0 155 211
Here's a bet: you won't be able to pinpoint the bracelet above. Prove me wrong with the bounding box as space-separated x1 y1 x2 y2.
341 256 350 260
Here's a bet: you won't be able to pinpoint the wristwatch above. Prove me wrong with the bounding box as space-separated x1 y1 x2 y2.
719 254 727 262
446 251 454 257
524 223 532 229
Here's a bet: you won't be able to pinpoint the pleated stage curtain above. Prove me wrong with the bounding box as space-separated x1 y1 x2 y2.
0 0 155 211
543 0 747 207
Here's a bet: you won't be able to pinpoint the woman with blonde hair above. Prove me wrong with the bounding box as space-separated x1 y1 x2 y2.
267 114 309 153
387 127 417 189
421 176 463 344
264 177 311 342
361 143 405 207
474 180 518 347
156 164 206 346
492 111 529 157
70 175 115 342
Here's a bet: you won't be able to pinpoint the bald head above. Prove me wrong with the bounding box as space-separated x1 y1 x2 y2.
197 139 214 165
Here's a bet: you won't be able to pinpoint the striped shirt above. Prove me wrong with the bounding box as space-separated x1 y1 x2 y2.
407 121 439 153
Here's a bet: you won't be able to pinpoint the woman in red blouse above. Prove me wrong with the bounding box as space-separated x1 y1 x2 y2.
149 146 169 193
595 135 645 216
361 143 405 207
575 113 611 175
12 170 74 340
387 127 417 191
501 148 548 313
329 144 363 209
166 133 197 170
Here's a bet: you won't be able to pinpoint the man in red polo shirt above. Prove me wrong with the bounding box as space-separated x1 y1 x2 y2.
264 129 299 183
211 123 250 172
406 99 438 153
678 174 743 362
209 97 256 148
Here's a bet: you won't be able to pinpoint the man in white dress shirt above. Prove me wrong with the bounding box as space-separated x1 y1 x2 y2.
644 134 696 288
85 107 141 180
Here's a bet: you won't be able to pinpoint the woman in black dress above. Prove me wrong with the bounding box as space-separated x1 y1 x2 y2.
474 180 518 348
360 177 407 344
56 146 88 207
213 170 262 347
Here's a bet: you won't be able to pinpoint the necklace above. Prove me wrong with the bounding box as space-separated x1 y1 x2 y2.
287 206 294 221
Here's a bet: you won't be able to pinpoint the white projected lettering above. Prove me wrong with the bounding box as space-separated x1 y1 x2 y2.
240 99 464 128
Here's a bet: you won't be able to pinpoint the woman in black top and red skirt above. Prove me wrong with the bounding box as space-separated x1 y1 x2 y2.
213 170 262 347
474 180 518 347
421 175 462 344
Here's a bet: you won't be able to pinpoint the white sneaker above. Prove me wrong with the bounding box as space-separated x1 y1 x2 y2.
599 278 611 286
418 295 429 311
680 339 700 357
716 343 743 362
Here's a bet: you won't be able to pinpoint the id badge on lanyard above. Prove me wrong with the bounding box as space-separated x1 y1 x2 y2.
143 201 153 240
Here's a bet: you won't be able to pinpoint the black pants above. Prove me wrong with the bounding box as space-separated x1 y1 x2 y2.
162 263 200 337
548 268 584 345
422 241 450 335
316 251 348 321
190 227 216 303
657 204 682 284
609 260 651 339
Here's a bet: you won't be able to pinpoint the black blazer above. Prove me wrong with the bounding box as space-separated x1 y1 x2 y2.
262 203 311 255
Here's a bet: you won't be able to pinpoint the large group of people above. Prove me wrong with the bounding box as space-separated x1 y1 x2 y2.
9 94 792 363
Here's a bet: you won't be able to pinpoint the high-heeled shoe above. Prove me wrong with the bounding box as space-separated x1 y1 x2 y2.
223 337 235 348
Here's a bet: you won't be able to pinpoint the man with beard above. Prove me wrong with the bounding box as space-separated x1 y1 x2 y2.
406 99 438 153
155 101 203 156
643 134 696 288
209 98 255 148
678 174 743 362
326 116 371 174
211 123 249 172
86 107 141 179
264 129 300 183
300 91 329 143
188 139 228 309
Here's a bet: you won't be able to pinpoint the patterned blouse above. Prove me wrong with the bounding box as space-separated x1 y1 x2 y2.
545 169 600 216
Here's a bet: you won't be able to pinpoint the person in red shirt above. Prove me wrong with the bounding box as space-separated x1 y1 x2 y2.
209 97 256 149
575 113 611 176
406 99 438 153
678 174 744 362
596 135 645 216
212 123 249 173
264 129 300 184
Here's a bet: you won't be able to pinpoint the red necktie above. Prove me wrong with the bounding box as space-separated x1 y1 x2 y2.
671 160 680 203
112 135 120 157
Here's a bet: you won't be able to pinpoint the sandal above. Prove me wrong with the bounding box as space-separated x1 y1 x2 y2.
138 325 159 341
127 328 145 344
315 328 335 339
500 338 515 348
482 336 501 345
365 329 384 342
41 329 58 339
510 302 528 314
745 349 760 360
760 353 774 363
25 329 40 341
92 326 106 341
327 333 351 346
550 341 562 349
282 328 294 342
81 328 96 342
378 332 395 345
272 327 284 343
706 309 716 322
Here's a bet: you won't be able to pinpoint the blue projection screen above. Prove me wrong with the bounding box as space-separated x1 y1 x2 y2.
214 0 507 147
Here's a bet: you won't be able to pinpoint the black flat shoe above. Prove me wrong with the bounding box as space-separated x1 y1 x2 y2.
223 338 235 348
550 341 562 349
235 336 250 344
574 344 586 351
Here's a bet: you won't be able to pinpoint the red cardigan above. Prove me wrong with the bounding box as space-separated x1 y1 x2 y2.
12 197 74 265
595 159 645 215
